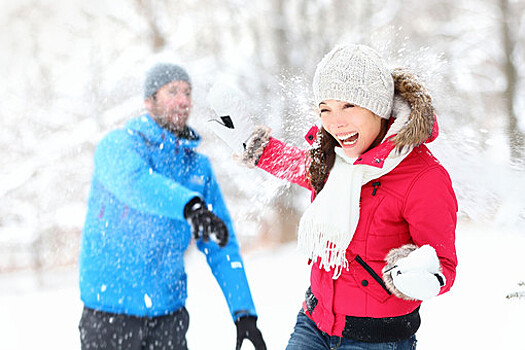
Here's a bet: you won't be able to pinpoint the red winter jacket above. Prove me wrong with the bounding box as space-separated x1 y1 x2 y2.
257 134 457 336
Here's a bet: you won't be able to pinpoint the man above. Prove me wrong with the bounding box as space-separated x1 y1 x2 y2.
78 63 266 350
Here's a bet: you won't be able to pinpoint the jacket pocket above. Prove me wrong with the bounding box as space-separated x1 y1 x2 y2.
350 255 392 303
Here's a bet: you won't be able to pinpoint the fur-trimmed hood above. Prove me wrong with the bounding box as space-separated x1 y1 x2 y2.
390 68 437 149
350 68 437 169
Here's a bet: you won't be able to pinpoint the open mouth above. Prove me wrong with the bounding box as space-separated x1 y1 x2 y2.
337 132 358 146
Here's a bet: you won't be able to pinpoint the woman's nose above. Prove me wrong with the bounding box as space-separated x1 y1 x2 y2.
332 110 348 128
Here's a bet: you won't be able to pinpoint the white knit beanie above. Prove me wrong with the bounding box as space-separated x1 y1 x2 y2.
312 44 394 119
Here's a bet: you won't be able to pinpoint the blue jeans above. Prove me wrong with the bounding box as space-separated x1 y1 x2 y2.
286 310 417 350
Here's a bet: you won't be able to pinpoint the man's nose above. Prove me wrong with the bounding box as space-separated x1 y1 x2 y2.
175 94 191 107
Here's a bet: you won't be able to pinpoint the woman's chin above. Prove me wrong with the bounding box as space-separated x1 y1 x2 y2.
340 144 362 159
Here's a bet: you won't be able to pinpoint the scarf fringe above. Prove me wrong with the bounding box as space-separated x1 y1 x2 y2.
298 216 350 279
297 143 412 280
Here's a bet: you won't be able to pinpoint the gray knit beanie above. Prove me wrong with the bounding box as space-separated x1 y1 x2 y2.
144 63 191 99
312 44 394 119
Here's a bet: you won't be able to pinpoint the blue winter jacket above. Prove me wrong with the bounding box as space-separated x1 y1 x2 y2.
79 114 257 320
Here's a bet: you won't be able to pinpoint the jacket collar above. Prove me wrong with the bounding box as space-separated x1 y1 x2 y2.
353 114 438 168
126 114 201 150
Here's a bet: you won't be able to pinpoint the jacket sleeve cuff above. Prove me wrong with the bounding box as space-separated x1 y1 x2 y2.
233 310 257 322
382 244 418 300
236 125 272 168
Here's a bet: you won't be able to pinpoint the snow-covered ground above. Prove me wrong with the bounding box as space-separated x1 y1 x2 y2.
1 220 524 350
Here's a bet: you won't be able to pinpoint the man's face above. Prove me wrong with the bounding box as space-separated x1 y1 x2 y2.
145 81 192 132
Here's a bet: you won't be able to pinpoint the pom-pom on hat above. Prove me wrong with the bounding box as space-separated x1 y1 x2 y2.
144 63 191 99
312 44 394 119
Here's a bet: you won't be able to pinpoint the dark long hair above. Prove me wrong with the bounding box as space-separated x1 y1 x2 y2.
306 118 389 195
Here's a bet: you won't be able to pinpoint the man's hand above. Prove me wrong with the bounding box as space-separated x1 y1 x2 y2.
207 81 255 155
235 316 266 350
184 197 229 247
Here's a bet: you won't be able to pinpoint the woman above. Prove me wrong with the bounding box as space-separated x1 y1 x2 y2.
211 44 457 349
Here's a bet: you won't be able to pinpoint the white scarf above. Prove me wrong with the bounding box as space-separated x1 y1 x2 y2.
297 135 412 279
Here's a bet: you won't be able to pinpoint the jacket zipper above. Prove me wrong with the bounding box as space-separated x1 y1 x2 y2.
354 255 392 295
372 181 381 196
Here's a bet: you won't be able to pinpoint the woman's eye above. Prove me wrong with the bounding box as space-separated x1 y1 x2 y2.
320 109 329 113
343 104 355 108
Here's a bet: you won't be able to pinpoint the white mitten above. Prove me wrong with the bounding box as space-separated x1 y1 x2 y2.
385 245 446 301
207 81 255 155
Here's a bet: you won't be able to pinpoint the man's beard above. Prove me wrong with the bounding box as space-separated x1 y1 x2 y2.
153 110 189 133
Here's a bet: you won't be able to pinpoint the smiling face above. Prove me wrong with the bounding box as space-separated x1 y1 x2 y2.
319 99 383 158
145 81 192 132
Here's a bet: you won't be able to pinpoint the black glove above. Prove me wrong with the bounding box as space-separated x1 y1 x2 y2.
184 197 229 247
235 316 266 350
